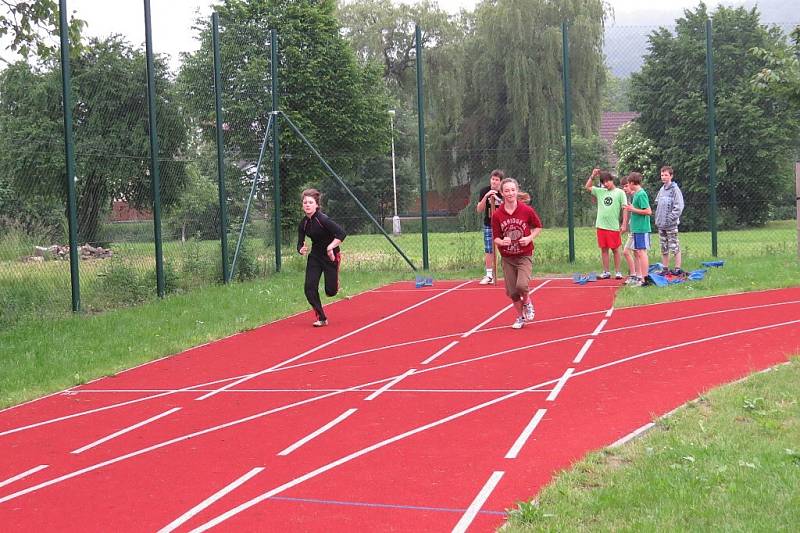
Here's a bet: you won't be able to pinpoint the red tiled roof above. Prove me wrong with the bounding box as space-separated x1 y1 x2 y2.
601 111 639 168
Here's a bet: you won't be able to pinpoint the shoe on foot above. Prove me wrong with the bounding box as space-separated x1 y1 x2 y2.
599 271 611 279
615 272 623 279
625 276 639 286
523 302 535 321
479 275 494 285
313 319 328 327
659 268 670 276
511 316 525 329
670 268 684 275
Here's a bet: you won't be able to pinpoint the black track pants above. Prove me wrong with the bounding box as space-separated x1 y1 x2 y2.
304 253 340 321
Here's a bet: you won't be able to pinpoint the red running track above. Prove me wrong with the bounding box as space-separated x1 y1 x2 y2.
1 279 799 532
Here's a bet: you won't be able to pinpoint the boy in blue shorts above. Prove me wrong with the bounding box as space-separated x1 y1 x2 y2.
623 172 652 286
476 169 504 284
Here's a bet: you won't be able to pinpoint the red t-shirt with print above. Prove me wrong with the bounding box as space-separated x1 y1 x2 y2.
490 202 543 257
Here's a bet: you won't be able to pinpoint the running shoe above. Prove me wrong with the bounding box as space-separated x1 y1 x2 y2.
511 316 525 329
312 319 328 327
479 275 494 285
615 272 623 279
599 271 611 279
523 302 535 321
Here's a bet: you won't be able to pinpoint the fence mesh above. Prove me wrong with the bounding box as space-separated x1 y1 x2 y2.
0 2 797 328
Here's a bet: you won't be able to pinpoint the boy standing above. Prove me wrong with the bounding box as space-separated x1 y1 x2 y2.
654 165 685 275
491 178 543 329
584 168 627 279
623 172 652 286
476 169 504 284
619 176 639 284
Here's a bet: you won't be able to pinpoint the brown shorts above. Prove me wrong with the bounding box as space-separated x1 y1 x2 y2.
501 255 533 302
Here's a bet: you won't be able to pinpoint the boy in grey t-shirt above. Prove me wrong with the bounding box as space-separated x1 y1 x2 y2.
654 165 685 275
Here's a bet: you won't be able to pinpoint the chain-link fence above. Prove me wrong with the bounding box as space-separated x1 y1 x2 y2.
1 1 798 328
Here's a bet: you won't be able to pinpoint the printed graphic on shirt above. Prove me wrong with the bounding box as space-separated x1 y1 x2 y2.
500 217 529 255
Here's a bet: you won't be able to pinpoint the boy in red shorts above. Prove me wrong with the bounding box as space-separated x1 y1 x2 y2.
584 168 627 279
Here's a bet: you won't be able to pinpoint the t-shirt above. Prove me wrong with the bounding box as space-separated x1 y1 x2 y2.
478 185 503 227
297 211 347 259
630 188 651 234
490 202 543 257
591 186 627 231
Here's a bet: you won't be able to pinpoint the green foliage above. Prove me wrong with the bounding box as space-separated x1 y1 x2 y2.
751 25 800 108
0 0 84 60
166 165 221 241
630 5 800 230
0 36 189 244
178 0 393 234
613 121 660 180
602 71 632 112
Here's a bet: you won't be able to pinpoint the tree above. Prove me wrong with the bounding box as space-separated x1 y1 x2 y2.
0 0 83 61
0 36 189 243
630 4 800 229
751 25 800 108
454 0 607 224
178 0 393 236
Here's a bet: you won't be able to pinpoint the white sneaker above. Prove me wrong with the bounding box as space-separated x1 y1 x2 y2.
479 275 494 285
615 272 623 279
512 316 525 329
523 302 535 321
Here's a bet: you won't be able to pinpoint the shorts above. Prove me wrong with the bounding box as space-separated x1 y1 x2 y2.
483 225 494 254
623 234 634 251
632 232 650 250
658 227 680 255
596 228 622 249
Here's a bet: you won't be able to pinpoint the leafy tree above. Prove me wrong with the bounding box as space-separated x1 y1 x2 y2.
630 4 800 229
0 36 189 243
751 25 800 108
454 0 607 223
613 121 660 180
178 0 392 236
602 70 632 112
0 0 83 60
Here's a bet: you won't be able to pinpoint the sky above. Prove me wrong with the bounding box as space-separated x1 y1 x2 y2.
0 0 778 69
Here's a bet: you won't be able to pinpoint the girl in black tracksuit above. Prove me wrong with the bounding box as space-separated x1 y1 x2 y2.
297 189 347 327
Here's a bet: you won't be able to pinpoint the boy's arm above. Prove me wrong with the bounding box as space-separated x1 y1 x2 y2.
584 168 600 192
671 186 685 223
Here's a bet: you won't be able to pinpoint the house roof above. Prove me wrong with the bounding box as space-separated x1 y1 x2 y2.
600 111 639 168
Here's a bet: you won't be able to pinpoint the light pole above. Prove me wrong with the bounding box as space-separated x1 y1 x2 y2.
389 109 401 235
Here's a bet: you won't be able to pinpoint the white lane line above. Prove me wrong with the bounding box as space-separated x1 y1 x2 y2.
278 409 357 456
591 319 608 336
157 467 265 533
62 388 550 394
365 369 416 401
5 319 798 506
605 307 614 318
505 409 547 459
422 341 460 365
610 423 656 448
460 281 550 338
195 281 473 401
573 339 594 364
0 375 241 438
451 471 505 533
71 408 181 454
0 465 48 489
546 368 574 402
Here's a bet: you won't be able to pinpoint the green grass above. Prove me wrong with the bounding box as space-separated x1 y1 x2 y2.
502 358 800 531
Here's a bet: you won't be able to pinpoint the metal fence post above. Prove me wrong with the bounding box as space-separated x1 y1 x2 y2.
705 18 718 257
144 0 165 296
58 0 80 312
212 13 229 283
562 21 575 263
415 25 429 270
271 28 281 272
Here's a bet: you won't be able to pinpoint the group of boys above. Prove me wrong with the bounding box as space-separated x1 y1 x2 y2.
475 166 684 328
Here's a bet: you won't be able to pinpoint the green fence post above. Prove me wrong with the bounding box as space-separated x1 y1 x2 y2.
58 0 80 312
144 0 165 297
706 18 718 257
271 28 281 272
415 25 429 270
562 21 575 263
212 13 229 283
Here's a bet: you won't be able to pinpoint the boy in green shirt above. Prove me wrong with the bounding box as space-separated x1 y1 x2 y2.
584 168 627 279
623 172 652 286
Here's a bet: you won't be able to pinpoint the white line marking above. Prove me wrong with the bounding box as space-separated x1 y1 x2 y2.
61 388 550 394
546 368 574 401
460 281 550 338
71 408 181 454
0 465 48 489
278 409 358 456
365 369 416 401
610 423 656 448
573 339 594 364
605 307 614 318
592 319 608 336
4 319 798 506
505 409 547 459
195 281 473 401
451 471 505 533
157 467 264 533
422 341 459 365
